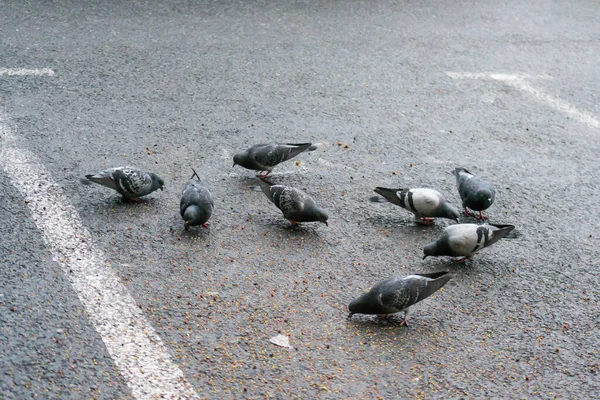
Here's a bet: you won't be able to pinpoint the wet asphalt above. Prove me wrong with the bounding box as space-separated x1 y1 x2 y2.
1 0 599 398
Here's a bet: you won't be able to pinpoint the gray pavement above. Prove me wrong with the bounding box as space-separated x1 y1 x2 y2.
1 0 599 398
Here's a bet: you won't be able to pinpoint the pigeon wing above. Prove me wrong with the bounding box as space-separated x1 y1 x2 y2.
112 168 151 198
480 224 516 249
180 180 213 216
252 143 313 169
378 277 412 313
381 273 451 311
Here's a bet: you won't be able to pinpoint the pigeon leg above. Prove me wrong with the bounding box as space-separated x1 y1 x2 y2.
477 211 488 220
289 221 299 226
456 254 476 263
463 208 474 217
257 170 272 178
415 216 435 226
400 308 411 326
415 219 434 226
184 223 190 231
201 222 210 228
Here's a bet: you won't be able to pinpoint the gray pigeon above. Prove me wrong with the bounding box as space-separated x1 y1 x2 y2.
453 167 496 220
180 168 214 230
233 143 317 177
256 178 328 226
372 187 459 225
348 272 451 326
85 166 164 200
423 223 516 261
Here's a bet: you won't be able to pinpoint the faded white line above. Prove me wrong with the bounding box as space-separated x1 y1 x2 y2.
0 68 55 76
447 72 600 131
220 147 231 160
446 72 550 80
0 119 198 399
316 157 356 171
492 75 600 130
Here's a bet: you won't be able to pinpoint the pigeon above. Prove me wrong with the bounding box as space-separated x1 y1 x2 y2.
180 168 214 230
233 143 317 177
453 167 496 220
256 178 328 226
371 187 459 225
348 272 451 326
85 166 164 200
423 223 516 261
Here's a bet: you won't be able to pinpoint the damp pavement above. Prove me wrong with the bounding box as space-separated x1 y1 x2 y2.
1 0 599 398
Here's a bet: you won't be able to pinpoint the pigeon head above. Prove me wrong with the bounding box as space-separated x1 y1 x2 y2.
441 202 460 222
422 242 439 260
472 189 494 210
183 205 210 227
150 174 165 191
232 152 246 168
316 209 329 226
304 206 329 226
348 291 378 316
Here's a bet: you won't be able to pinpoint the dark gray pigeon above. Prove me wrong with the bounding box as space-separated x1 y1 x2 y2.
348 272 451 326
453 167 496 220
371 187 459 225
85 166 164 200
233 143 317 177
256 178 328 226
180 168 214 230
423 223 516 261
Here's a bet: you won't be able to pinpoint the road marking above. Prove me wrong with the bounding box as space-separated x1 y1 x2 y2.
447 72 600 131
445 72 551 80
220 147 231 160
0 117 199 399
0 68 55 76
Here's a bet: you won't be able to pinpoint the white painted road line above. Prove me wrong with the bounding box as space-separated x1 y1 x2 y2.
447 72 600 131
0 68 55 76
445 72 551 80
0 119 199 399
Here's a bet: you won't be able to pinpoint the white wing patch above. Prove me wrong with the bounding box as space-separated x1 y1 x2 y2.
445 224 481 256
410 188 441 214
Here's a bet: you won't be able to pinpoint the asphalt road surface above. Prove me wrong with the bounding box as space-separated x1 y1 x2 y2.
1 0 599 398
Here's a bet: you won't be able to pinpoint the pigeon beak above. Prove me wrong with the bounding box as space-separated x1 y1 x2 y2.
422 255 428 260
232 162 236 168
347 313 354 319
160 186 164 191
324 221 329 226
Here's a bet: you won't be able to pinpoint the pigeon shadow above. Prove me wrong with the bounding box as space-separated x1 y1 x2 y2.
177 225 212 240
367 214 415 228
268 219 325 237
167 212 213 241
422 257 480 272
95 195 161 211
367 215 452 233
347 314 409 327
345 314 439 338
